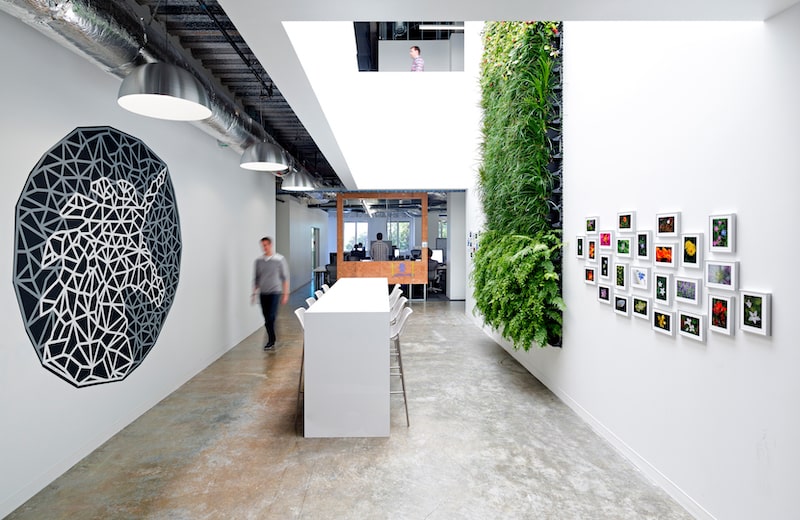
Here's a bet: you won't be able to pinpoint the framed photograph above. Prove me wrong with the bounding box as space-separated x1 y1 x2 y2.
630 266 651 291
614 294 631 317
599 254 611 280
674 276 702 306
656 212 681 238
652 309 675 336
597 285 612 304
615 263 628 292
654 242 677 268
636 230 652 261
632 296 651 320
705 261 739 291
587 238 597 262
654 272 673 306
740 291 771 336
709 294 735 336
709 213 736 253
617 211 636 234
681 233 703 269
616 236 632 258
576 236 586 259
584 266 596 285
599 230 614 250
678 311 706 342
586 216 599 235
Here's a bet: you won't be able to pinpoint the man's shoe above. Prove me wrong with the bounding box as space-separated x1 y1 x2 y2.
263 342 275 351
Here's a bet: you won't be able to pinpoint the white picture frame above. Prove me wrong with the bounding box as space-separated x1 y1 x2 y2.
656 212 681 238
708 294 735 336
632 296 651 320
654 242 677 269
615 236 632 258
630 266 651 291
597 284 612 304
674 276 702 306
740 290 771 336
614 262 628 292
617 211 636 234
705 260 739 291
652 308 675 336
576 236 586 259
599 254 612 280
636 230 652 261
614 294 631 317
678 310 706 342
654 272 673 306
709 213 736 253
681 233 703 269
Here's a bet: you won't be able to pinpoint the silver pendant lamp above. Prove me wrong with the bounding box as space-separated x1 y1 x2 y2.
281 168 317 191
240 141 289 171
117 62 212 121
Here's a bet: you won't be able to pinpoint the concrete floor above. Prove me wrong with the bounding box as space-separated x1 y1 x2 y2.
8 289 693 520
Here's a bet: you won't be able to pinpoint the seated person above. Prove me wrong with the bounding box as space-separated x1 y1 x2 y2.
427 248 441 292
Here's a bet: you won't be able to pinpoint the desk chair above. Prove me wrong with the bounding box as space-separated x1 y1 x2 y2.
293 307 306 434
305 297 316 309
427 265 441 294
390 306 413 427
410 249 422 260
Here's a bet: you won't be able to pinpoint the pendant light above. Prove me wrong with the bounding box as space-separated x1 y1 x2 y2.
282 169 317 191
117 62 212 121
239 141 289 171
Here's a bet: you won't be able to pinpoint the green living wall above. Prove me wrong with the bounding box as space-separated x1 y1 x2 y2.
473 21 564 350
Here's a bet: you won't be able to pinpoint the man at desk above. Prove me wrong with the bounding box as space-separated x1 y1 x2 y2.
369 232 391 261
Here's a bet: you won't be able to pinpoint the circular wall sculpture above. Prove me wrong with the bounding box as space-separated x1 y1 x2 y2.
13 126 181 387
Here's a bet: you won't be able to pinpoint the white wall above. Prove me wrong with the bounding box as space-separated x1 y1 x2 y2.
470 11 800 520
0 12 275 516
276 197 329 292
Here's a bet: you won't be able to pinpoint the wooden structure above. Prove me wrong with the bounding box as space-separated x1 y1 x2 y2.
336 192 428 286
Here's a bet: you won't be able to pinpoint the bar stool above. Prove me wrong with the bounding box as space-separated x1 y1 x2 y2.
390 307 413 427
305 296 316 308
293 307 306 434
314 289 324 300
321 284 331 293
390 295 408 325
388 285 403 308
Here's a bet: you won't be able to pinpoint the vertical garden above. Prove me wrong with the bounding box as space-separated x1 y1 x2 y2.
473 21 564 350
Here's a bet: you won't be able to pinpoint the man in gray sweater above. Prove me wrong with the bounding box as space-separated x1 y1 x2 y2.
253 237 289 350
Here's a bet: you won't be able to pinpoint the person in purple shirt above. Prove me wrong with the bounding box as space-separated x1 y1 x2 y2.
410 46 424 72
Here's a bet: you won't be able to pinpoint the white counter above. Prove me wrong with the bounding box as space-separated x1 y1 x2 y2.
303 277 390 437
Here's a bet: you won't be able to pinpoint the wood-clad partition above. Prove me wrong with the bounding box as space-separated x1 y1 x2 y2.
336 192 428 286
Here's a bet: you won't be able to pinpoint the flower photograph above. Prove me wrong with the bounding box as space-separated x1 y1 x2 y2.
617 211 635 233
631 266 650 290
636 231 651 260
675 277 700 305
599 231 613 249
655 244 675 267
633 297 650 320
654 273 672 305
656 212 680 237
586 217 598 234
584 267 596 284
705 261 738 290
600 255 610 279
740 291 771 336
616 238 631 257
653 309 674 335
709 295 734 335
598 285 611 304
588 239 596 261
709 213 736 253
682 233 703 268
678 311 705 342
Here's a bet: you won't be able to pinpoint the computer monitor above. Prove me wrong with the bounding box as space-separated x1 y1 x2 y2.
431 249 444 263
329 252 337 265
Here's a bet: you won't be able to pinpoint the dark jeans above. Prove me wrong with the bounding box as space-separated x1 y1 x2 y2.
259 293 281 344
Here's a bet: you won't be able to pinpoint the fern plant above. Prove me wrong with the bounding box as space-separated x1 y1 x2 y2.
473 21 564 350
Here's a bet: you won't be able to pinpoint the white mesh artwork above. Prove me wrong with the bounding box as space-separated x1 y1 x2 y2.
13 127 181 387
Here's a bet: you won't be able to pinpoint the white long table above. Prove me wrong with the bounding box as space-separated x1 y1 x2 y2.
303 277 390 437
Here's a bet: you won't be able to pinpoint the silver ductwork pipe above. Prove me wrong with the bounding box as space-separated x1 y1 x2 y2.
0 0 269 154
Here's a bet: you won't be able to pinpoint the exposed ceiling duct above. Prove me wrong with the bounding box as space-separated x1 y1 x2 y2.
0 0 269 155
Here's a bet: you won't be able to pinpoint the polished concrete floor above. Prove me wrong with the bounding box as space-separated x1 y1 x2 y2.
8 287 693 520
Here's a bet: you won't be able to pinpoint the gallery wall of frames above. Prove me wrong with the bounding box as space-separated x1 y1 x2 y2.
577 211 771 341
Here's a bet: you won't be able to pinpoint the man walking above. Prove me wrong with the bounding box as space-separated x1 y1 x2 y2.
370 232 391 261
253 237 289 350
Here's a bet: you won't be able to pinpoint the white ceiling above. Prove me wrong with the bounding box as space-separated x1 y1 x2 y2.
219 0 800 190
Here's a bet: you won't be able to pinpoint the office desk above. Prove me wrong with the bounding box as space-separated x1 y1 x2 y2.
304 277 390 437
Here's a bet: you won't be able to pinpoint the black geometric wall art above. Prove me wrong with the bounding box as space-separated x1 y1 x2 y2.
13 126 181 387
